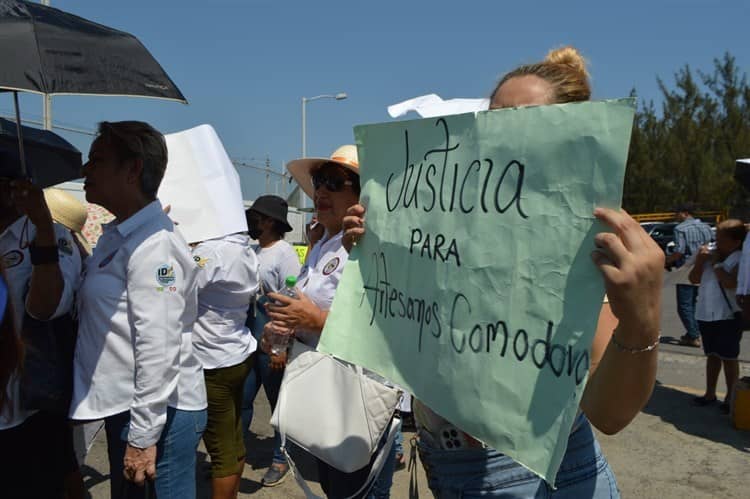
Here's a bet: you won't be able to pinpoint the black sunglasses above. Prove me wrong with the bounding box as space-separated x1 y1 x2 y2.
311 170 355 192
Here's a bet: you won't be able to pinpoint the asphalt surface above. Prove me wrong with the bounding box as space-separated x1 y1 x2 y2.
80 271 750 498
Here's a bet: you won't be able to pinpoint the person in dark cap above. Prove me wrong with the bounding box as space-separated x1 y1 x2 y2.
241 195 301 486
665 203 714 347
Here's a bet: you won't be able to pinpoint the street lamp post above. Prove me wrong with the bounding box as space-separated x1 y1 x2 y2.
300 92 347 208
301 92 347 158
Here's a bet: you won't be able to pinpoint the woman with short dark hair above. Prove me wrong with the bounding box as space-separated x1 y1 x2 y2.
71 121 207 499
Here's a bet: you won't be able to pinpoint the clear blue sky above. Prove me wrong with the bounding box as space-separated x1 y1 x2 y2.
4 0 749 200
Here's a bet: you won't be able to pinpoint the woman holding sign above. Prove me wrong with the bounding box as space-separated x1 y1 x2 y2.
343 47 664 498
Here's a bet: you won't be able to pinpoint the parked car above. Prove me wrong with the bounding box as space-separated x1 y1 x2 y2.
643 222 678 254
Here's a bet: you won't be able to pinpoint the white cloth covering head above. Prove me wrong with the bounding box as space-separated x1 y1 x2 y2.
158 124 247 244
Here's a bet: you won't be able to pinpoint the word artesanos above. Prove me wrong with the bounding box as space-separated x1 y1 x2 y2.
362 251 589 385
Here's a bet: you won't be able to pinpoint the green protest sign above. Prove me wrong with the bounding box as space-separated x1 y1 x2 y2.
318 99 636 483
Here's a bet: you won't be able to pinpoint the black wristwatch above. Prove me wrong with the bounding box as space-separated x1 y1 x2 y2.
29 244 59 265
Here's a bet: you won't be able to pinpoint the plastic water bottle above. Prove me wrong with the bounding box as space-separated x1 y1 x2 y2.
269 276 298 355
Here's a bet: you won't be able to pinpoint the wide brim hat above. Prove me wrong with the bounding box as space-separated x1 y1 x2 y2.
44 188 92 255
246 195 294 233
286 144 359 199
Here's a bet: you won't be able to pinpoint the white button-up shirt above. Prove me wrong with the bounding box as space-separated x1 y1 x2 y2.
295 230 348 348
70 201 206 448
191 233 260 370
696 250 742 322
0 217 81 430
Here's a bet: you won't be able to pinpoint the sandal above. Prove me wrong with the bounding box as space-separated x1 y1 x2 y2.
395 452 406 471
692 395 717 406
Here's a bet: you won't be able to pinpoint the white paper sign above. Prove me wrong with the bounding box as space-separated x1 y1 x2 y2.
158 124 247 243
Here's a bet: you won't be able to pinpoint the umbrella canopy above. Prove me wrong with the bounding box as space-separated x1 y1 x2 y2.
0 118 81 187
0 0 186 102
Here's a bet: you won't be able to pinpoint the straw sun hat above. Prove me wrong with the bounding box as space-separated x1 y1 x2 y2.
43 188 92 255
286 144 359 199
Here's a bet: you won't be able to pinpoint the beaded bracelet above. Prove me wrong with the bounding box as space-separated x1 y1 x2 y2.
610 331 660 354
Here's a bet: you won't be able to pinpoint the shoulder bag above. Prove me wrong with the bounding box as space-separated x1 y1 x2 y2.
271 339 401 498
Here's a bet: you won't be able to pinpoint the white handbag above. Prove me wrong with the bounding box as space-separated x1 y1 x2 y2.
271 340 402 498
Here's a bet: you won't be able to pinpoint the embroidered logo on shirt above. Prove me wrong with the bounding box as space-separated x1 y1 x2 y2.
98 250 118 268
193 255 209 269
156 264 176 286
322 257 340 276
1 250 24 269
57 238 73 256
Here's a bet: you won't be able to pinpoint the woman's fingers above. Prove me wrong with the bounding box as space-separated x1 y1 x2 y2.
593 232 627 268
593 207 645 252
591 250 620 284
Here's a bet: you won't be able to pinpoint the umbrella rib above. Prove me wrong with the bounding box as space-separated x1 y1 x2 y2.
28 4 50 94
0 86 187 104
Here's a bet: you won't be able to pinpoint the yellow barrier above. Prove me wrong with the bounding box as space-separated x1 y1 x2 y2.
631 210 728 224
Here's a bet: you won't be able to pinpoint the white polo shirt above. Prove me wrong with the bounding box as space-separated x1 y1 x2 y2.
191 233 260 370
70 201 207 449
0 216 81 430
696 251 742 322
254 240 302 295
294 230 348 348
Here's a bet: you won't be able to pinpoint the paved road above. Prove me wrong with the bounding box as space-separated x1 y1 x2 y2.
81 272 750 498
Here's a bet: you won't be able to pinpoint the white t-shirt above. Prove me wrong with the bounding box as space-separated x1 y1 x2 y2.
695 251 742 322
0 217 81 430
294 230 348 347
254 240 301 295
71 201 207 449
192 233 260 370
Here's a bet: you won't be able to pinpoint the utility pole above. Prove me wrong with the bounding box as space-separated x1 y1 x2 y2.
41 1 52 130
265 156 271 194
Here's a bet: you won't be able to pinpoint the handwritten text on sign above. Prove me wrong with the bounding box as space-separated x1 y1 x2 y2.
318 100 635 484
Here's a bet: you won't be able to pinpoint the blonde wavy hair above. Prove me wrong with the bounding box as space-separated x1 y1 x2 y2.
490 46 591 104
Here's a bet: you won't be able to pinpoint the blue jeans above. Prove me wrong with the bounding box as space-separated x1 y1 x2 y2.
241 325 286 464
417 414 619 498
316 421 399 499
676 284 700 339
104 407 207 499
368 419 400 498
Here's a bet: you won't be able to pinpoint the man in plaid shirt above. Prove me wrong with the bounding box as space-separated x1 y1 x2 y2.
665 204 714 347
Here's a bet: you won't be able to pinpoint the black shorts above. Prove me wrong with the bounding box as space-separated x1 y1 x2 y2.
698 319 743 360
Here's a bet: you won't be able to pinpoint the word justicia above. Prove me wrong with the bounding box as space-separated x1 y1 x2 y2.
361 252 590 385
385 117 528 218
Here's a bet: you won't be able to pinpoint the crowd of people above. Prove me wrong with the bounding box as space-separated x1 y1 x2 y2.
0 46 673 499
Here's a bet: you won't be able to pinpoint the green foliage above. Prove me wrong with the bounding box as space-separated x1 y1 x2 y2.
624 53 750 215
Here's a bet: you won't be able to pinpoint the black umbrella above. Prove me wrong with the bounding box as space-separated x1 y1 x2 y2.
0 118 81 188
0 0 187 177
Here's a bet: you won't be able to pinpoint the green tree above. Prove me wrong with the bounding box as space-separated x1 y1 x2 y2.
624 52 750 216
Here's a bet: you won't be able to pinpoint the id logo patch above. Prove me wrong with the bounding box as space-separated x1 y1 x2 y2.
156 264 176 286
322 257 340 276
1 250 24 269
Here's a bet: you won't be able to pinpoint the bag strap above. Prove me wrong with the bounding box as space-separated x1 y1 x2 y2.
281 418 401 499
715 271 737 316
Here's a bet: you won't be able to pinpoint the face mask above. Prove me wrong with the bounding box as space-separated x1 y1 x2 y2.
248 223 262 240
